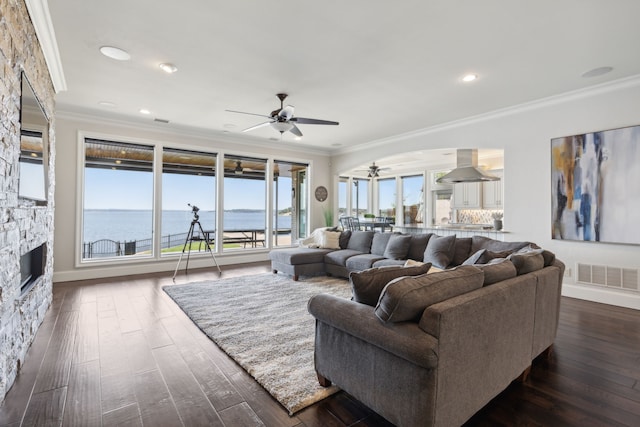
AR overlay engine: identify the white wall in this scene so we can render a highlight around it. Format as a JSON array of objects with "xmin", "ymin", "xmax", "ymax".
[
  {"xmin": 53, "ymin": 112, "xmax": 331, "ymax": 282},
  {"xmin": 332, "ymin": 76, "xmax": 640, "ymax": 310}
]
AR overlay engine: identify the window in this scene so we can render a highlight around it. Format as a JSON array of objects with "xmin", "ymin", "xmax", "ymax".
[
  {"xmin": 82, "ymin": 139, "xmax": 154, "ymax": 260},
  {"xmin": 338, "ymin": 177, "xmax": 348, "ymax": 218},
  {"xmin": 402, "ymin": 175, "xmax": 423, "ymax": 225},
  {"xmin": 222, "ymin": 155, "xmax": 267, "ymax": 251},
  {"xmin": 161, "ymin": 148, "xmax": 216, "ymax": 256},
  {"xmin": 377, "ymin": 178, "xmax": 396, "ymax": 218},
  {"xmin": 273, "ymin": 160, "xmax": 309, "ymax": 246},
  {"xmin": 352, "ymin": 178, "xmax": 369, "ymax": 217}
]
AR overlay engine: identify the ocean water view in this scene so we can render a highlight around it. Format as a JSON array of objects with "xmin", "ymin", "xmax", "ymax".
[{"xmin": 83, "ymin": 209, "xmax": 291, "ymax": 243}]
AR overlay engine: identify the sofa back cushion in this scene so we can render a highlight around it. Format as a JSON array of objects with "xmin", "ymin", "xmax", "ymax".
[
  {"xmin": 350, "ymin": 263, "xmax": 432, "ymax": 306},
  {"xmin": 383, "ymin": 234, "xmax": 413, "ymax": 260},
  {"xmin": 375, "ymin": 265, "xmax": 484, "ymax": 322},
  {"xmin": 406, "ymin": 234, "xmax": 432, "ymax": 261},
  {"xmin": 371, "ymin": 232, "xmax": 393, "ymax": 256},
  {"xmin": 423, "ymin": 234, "xmax": 457, "ymax": 269},
  {"xmin": 347, "ymin": 231, "xmax": 374, "ymax": 253}
]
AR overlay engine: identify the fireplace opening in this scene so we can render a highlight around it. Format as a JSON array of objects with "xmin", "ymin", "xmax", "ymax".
[{"xmin": 20, "ymin": 243, "xmax": 46, "ymax": 296}]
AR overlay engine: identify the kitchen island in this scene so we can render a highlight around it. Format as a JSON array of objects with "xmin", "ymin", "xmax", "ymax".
[{"xmin": 394, "ymin": 224, "xmax": 508, "ymax": 240}]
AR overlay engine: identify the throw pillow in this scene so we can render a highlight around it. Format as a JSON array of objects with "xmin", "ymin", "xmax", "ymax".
[
  {"xmin": 423, "ymin": 234, "xmax": 456, "ymax": 269},
  {"xmin": 404, "ymin": 259, "xmax": 425, "ymax": 267},
  {"xmin": 339, "ymin": 230, "xmax": 352, "ymax": 249},
  {"xmin": 463, "ymin": 249, "xmax": 512, "ymax": 265},
  {"xmin": 318, "ymin": 230, "xmax": 341, "ymax": 249},
  {"xmin": 350, "ymin": 263, "xmax": 432, "ymax": 307},
  {"xmin": 375, "ymin": 265, "xmax": 484, "ymax": 323},
  {"xmin": 383, "ymin": 234, "xmax": 412, "ymax": 260},
  {"xmin": 515, "ymin": 245, "xmax": 556, "ymax": 267},
  {"xmin": 508, "ymin": 251, "xmax": 545, "ymax": 275},
  {"xmin": 371, "ymin": 232, "xmax": 393, "ymax": 256},
  {"xmin": 470, "ymin": 235, "xmax": 531, "ymax": 255},
  {"xmin": 406, "ymin": 234, "xmax": 432, "ymax": 261},
  {"xmin": 476, "ymin": 258, "xmax": 517, "ymax": 285},
  {"xmin": 451, "ymin": 237, "xmax": 472, "ymax": 266}
]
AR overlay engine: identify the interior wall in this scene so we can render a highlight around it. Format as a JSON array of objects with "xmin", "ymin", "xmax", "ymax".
[
  {"xmin": 332, "ymin": 76, "xmax": 640, "ymax": 310},
  {"xmin": 0, "ymin": 0, "xmax": 56, "ymax": 402},
  {"xmin": 53, "ymin": 113, "xmax": 331, "ymax": 282}
]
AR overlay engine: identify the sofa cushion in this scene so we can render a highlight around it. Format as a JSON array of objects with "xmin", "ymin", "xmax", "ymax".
[
  {"xmin": 375, "ymin": 265, "xmax": 484, "ymax": 323},
  {"xmin": 470, "ymin": 235, "xmax": 530, "ymax": 255},
  {"xmin": 383, "ymin": 234, "xmax": 412, "ymax": 260},
  {"xmin": 324, "ymin": 249, "xmax": 363, "ymax": 266},
  {"xmin": 406, "ymin": 234, "xmax": 432, "ymax": 262},
  {"xmin": 371, "ymin": 232, "xmax": 393, "ymax": 256},
  {"xmin": 451, "ymin": 237, "xmax": 472, "ymax": 266},
  {"xmin": 269, "ymin": 247, "xmax": 335, "ymax": 265},
  {"xmin": 347, "ymin": 231, "xmax": 375, "ymax": 253},
  {"xmin": 476, "ymin": 258, "xmax": 518, "ymax": 285},
  {"xmin": 346, "ymin": 254, "xmax": 387, "ymax": 272},
  {"xmin": 423, "ymin": 234, "xmax": 457, "ymax": 269},
  {"xmin": 350, "ymin": 263, "xmax": 432, "ymax": 306},
  {"xmin": 508, "ymin": 251, "xmax": 545, "ymax": 275}
]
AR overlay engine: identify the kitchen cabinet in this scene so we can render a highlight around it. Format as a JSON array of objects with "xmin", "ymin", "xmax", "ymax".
[
  {"xmin": 452, "ymin": 182, "xmax": 482, "ymax": 209},
  {"xmin": 482, "ymin": 170, "xmax": 503, "ymax": 209}
]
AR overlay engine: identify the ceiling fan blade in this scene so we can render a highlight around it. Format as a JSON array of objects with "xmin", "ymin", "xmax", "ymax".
[
  {"xmin": 279, "ymin": 105, "xmax": 295, "ymax": 121},
  {"xmin": 226, "ymin": 109, "xmax": 273, "ymax": 119},
  {"xmin": 291, "ymin": 117, "xmax": 339, "ymax": 126},
  {"xmin": 289, "ymin": 124, "xmax": 303, "ymax": 137},
  {"xmin": 241, "ymin": 121, "xmax": 273, "ymax": 132}
]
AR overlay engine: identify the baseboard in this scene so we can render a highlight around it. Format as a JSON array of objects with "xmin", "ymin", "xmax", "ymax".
[{"xmin": 562, "ymin": 282, "xmax": 640, "ymax": 311}]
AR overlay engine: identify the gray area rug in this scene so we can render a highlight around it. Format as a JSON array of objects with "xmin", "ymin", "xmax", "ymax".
[{"xmin": 163, "ymin": 273, "xmax": 352, "ymax": 415}]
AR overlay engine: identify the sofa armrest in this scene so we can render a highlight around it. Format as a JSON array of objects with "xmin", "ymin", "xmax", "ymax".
[{"xmin": 308, "ymin": 293, "xmax": 438, "ymax": 369}]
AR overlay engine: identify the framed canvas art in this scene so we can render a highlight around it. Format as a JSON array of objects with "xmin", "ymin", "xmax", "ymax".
[{"xmin": 551, "ymin": 124, "xmax": 640, "ymax": 245}]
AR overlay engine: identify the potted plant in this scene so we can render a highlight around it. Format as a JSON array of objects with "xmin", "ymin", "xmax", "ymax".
[{"xmin": 491, "ymin": 211, "xmax": 504, "ymax": 231}]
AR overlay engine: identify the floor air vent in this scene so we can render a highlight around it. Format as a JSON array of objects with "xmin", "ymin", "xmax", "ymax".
[{"xmin": 576, "ymin": 263, "xmax": 639, "ymax": 292}]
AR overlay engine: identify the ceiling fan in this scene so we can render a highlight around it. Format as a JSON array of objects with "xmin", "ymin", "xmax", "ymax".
[
  {"xmin": 226, "ymin": 93, "xmax": 339, "ymax": 137},
  {"xmin": 357, "ymin": 162, "xmax": 390, "ymax": 178}
]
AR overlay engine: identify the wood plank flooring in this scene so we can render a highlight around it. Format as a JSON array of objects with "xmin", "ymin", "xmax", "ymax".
[{"xmin": 1, "ymin": 262, "xmax": 639, "ymax": 426}]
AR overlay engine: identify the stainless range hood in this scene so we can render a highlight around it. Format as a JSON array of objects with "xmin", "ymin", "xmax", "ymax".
[{"xmin": 436, "ymin": 149, "xmax": 499, "ymax": 183}]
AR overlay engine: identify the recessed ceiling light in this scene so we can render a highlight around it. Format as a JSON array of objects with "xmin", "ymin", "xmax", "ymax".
[
  {"xmin": 139, "ymin": 108, "xmax": 151, "ymax": 115},
  {"xmin": 294, "ymin": 136, "xmax": 302, "ymax": 141},
  {"xmin": 98, "ymin": 101, "xmax": 116, "ymax": 107},
  {"xmin": 462, "ymin": 74, "xmax": 478, "ymax": 82},
  {"xmin": 99, "ymin": 46, "xmax": 131, "ymax": 61},
  {"xmin": 581, "ymin": 66, "xmax": 613, "ymax": 78},
  {"xmin": 159, "ymin": 63, "xmax": 178, "ymax": 74}
]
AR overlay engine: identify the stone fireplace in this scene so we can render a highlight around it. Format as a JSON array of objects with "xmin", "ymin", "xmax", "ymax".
[{"xmin": 0, "ymin": 0, "xmax": 56, "ymax": 402}]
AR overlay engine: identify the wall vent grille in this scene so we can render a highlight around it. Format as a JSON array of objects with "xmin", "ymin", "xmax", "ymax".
[{"xmin": 576, "ymin": 263, "xmax": 639, "ymax": 292}]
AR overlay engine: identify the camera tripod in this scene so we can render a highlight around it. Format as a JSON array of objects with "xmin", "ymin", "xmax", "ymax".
[{"xmin": 172, "ymin": 214, "xmax": 222, "ymax": 280}]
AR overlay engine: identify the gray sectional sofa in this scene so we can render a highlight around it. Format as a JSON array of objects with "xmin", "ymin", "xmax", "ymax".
[
  {"xmin": 308, "ymin": 249, "xmax": 564, "ymax": 427},
  {"xmin": 271, "ymin": 230, "xmax": 564, "ymax": 426}
]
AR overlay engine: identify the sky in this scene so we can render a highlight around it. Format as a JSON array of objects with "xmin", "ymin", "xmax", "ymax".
[{"xmin": 84, "ymin": 168, "xmax": 292, "ymax": 211}]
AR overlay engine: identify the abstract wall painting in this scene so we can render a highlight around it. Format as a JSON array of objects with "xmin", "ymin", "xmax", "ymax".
[{"xmin": 551, "ymin": 124, "xmax": 640, "ymax": 245}]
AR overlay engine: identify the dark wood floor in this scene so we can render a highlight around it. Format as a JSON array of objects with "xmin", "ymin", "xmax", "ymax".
[{"xmin": 1, "ymin": 262, "xmax": 639, "ymax": 427}]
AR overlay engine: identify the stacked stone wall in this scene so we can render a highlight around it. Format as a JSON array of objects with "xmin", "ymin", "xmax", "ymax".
[{"xmin": 0, "ymin": 0, "xmax": 56, "ymax": 402}]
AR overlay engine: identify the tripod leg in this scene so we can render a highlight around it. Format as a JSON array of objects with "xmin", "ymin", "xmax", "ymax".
[
  {"xmin": 173, "ymin": 223, "xmax": 195, "ymax": 280},
  {"xmin": 196, "ymin": 221, "xmax": 222, "ymax": 276}
]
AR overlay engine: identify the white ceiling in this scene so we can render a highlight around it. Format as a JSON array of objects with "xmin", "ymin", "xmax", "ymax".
[{"xmin": 48, "ymin": 0, "xmax": 640, "ymax": 169}]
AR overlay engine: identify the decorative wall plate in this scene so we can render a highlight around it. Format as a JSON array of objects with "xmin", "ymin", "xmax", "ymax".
[{"xmin": 314, "ymin": 185, "xmax": 328, "ymax": 202}]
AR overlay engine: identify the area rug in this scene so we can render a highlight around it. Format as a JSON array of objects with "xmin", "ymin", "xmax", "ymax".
[{"xmin": 162, "ymin": 273, "xmax": 352, "ymax": 415}]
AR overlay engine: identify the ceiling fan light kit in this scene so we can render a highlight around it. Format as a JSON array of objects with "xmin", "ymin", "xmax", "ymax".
[{"xmin": 226, "ymin": 93, "xmax": 338, "ymax": 138}]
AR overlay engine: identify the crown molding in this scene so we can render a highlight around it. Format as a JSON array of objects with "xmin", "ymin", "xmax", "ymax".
[
  {"xmin": 25, "ymin": 0, "xmax": 67, "ymax": 93},
  {"xmin": 333, "ymin": 73, "xmax": 640, "ymax": 156}
]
